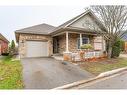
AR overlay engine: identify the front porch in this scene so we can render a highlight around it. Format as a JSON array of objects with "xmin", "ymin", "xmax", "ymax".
[
  {"xmin": 53, "ymin": 50, "xmax": 103, "ymax": 61},
  {"xmin": 52, "ymin": 31, "xmax": 106, "ymax": 61}
]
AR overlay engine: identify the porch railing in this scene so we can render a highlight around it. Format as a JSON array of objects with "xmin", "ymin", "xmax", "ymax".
[{"xmin": 71, "ymin": 50, "xmax": 103, "ymax": 61}]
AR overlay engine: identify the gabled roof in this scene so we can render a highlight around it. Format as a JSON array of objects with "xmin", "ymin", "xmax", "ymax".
[
  {"xmin": 0, "ymin": 33, "xmax": 9, "ymax": 43},
  {"xmin": 15, "ymin": 23, "xmax": 56, "ymax": 35},
  {"xmin": 52, "ymin": 9, "xmax": 107, "ymax": 34},
  {"xmin": 121, "ymin": 33, "xmax": 127, "ymax": 41},
  {"xmin": 15, "ymin": 9, "xmax": 107, "ymax": 42},
  {"xmin": 15, "ymin": 9, "xmax": 106, "ymax": 35}
]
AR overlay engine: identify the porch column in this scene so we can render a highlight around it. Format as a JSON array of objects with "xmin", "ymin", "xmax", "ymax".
[
  {"xmin": 63, "ymin": 32, "xmax": 72, "ymax": 61},
  {"xmin": 65, "ymin": 32, "xmax": 69, "ymax": 52},
  {"xmin": 80, "ymin": 33, "xmax": 82, "ymax": 46}
]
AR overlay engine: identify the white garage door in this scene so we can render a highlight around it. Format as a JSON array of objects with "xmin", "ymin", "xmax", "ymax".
[{"xmin": 26, "ymin": 41, "xmax": 48, "ymax": 57}]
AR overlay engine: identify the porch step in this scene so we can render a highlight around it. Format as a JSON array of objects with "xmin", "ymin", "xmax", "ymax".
[
  {"xmin": 52, "ymin": 55, "xmax": 63, "ymax": 61},
  {"xmin": 53, "ymin": 53, "xmax": 63, "ymax": 56}
]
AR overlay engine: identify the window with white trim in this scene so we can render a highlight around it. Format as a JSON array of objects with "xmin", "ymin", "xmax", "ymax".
[{"xmin": 77, "ymin": 37, "xmax": 89, "ymax": 49}]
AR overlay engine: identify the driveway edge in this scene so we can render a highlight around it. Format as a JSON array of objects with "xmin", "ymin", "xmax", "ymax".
[{"xmin": 52, "ymin": 66, "xmax": 127, "ymax": 89}]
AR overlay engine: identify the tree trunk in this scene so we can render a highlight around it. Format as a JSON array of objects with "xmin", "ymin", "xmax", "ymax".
[
  {"xmin": 107, "ymin": 46, "xmax": 112, "ymax": 58},
  {"xmin": 107, "ymin": 41, "xmax": 113, "ymax": 58}
]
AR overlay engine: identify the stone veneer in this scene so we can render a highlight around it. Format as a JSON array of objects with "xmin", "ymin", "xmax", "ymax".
[{"xmin": 18, "ymin": 34, "xmax": 52, "ymax": 58}]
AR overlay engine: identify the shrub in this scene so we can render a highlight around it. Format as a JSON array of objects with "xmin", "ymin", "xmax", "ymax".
[
  {"xmin": 2, "ymin": 53, "xmax": 9, "ymax": 56},
  {"xmin": 80, "ymin": 44, "xmax": 93, "ymax": 49},
  {"xmin": 111, "ymin": 46, "xmax": 121, "ymax": 58},
  {"xmin": 9, "ymin": 40, "xmax": 16, "ymax": 56},
  {"xmin": 111, "ymin": 39, "xmax": 123, "ymax": 58}
]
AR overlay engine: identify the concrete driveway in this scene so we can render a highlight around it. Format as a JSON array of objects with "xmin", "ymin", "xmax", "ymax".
[{"xmin": 21, "ymin": 57, "xmax": 94, "ymax": 89}]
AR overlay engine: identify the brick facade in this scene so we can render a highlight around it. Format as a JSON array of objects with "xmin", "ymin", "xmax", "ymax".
[
  {"xmin": 18, "ymin": 34, "xmax": 52, "ymax": 58},
  {"xmin": 18, "ymin": 32, "xmax": 104, "ymax": 58},
  {"xmin": 0, "ymin": 40, "xmax": 8, "ymax": 55}
]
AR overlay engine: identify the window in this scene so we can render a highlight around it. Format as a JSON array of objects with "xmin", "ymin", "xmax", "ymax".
[
  {"xmin": 82, "ymin": 37, "xmax": 89, "ymax": 44},
  {"xmin": 77, "ymin": 37, "xmax": 89, "ymax": 49}
]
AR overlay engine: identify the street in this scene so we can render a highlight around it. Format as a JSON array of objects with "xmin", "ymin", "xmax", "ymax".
[{"xmin": 79, "ymin": 70, "xmax": 127, "ymax": 89}]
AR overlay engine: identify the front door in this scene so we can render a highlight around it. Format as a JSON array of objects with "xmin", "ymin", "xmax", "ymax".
[{"xmin": 53, "ymin": 37, "xmax": 59, "ymax": 53}]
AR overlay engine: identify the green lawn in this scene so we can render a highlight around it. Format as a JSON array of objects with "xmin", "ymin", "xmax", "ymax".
[
  {"xmin": 78, "ymin": 57, "xmax": 127, "ymax": 75},
  {"xmin": 0, "ymin": 56, "xmax": 24, "ymax": 89}
]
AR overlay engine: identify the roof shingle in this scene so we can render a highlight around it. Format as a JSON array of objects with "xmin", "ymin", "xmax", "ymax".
[
  {"xmin": 0, "ymin": 33, "xmax": 9, "ymax": 43},
  {"xmin": 15, "ymin": 23, "xmax": 56, "ymax": 35}
]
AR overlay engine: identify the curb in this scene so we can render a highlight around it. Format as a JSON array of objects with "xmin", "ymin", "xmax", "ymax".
[
  {"xmin": 52, "ymin": 66, "xmax": 127, "ymax": 89},
  {"xmin": 97, "ymin": 66, "xmax": 127, "ymax": 77}
]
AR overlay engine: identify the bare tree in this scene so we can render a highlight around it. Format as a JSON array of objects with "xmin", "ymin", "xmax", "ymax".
[{"xmin": 90, "ymin": 5, "xmax": 127, "ymax": 58}]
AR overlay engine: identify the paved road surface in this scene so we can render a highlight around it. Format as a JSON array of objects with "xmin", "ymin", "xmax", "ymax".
[
  {"xmin": 80, "ymin": 70, "xmax": 127, "ymax": 89},
  {"xmin": 21, "ymin": 58, "xmax": 94, "ymax": 89}
]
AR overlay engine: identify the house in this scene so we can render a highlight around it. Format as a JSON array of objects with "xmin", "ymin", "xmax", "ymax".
[
  {"xmin": 121, "ymin": 33, "xmax": 127, "ymax": 52},
  {"xmin": 0, "ymin": 33, "xmax": 9, "ymax": 55},
  {"xmin": 15, "ymin": 10, "xmax": 106, "ymax": 59}
]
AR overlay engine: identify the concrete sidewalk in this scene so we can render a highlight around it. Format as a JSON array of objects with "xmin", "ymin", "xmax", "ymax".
[
  {"xmin": 53, "ymin": 66, "xmax": 127, "ymax": 89},
  {"xmin": 81, "ymin": 70, "xmax": 127, "ymax": 89}
]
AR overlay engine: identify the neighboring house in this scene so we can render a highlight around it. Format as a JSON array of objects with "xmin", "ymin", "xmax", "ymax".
[
  {"xmin": 0, "ymin": 33, "xmax": 9, "ymax": 55},
  {"xmin": 15, "ymin": 10, "xmax": 106, "ymax": 58},
  {"xmin": 121, "ymin": 34, "xmax": 127, "ymax": 52}
]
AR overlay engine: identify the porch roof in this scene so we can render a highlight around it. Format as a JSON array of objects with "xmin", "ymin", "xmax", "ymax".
[{"xmin": 51, "ymin": 26, "xmax": 103, "ymax": 36}]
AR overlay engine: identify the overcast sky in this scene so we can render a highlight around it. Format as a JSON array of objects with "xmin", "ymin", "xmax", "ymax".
[{"xmin": 0, "ymin": 6, "xmax": 89, "ymax": 42}]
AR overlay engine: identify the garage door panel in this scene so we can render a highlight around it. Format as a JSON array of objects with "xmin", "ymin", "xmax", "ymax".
[{"xmin": 26, "ymin": 41, "xmax": 48, "ymax": 57}]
